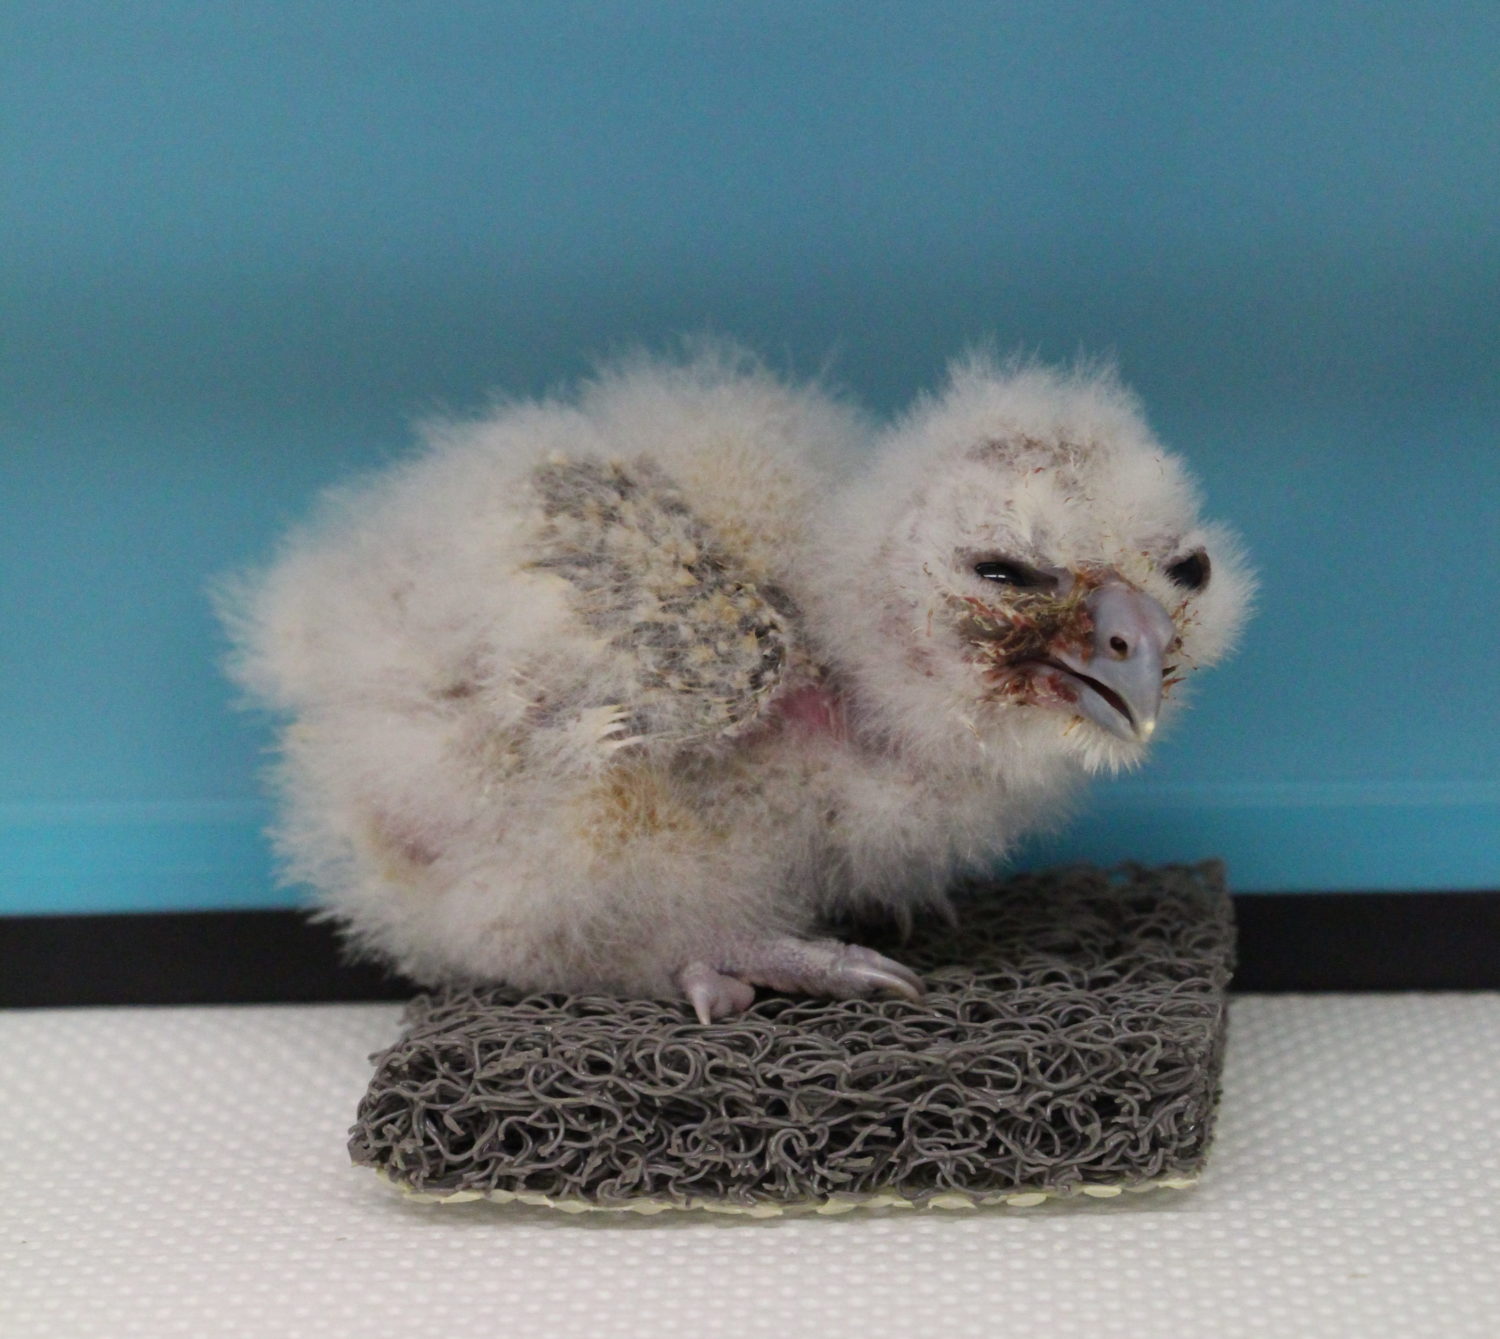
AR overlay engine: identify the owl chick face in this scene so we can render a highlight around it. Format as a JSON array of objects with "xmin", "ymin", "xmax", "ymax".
[{"xmin": 860, "ymin": 367, "xmax": 1253, "ymax": 769}]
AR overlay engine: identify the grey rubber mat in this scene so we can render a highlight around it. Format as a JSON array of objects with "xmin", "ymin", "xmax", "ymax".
[{"xmin": 349, "ymin": 862, "xmax": 1233, "ymax": 1213}]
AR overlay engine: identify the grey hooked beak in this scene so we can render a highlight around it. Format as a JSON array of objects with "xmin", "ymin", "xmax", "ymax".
[{"xmin": 1053, "ymin": 582, "xmax": 1176, "ymax": 743}]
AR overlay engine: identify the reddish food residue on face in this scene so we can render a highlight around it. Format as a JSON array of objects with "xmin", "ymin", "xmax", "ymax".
[
  {"xmin": 952, "ymin": 573, "xmax": 1098, "ymax": 678},
  {"xmin": 947, "ymin": 565, "xmax": 1179, "ymax": 712}
]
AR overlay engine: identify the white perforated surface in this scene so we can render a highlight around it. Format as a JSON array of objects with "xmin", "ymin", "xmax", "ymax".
[{"xmin": 3, "ymin": 996, "xmax": 1497, "ymax": 1339}]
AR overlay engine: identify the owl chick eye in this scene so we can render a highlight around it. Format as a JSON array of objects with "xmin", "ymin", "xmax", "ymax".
[
  {"xmin": 973, "ymin": 558, "xmax": 1052, "ymax": 589},
  {"xmin": 1166, "ymin": 549, "xmax": 1211, "ymax": 591}
]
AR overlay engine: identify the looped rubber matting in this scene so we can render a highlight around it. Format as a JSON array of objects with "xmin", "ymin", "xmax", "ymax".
[{"xmin": 350, "ymin": 861, "xmax": 1234, "ymax": 1214}]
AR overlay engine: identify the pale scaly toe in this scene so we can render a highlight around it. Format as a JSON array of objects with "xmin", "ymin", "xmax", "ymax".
[{"xmin": 678, "ymin": 961, "xmax": 757, "ymax": 1024}]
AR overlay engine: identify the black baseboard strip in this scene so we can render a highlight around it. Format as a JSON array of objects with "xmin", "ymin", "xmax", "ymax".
[
  {"xmin": 1, "ymin": 910, "xmax": 416, "ymax": 1009},
  {"xmin": 1232, "ymin": 891, "xmax": 1499, "ymax": 991},
  {"xmin": 2, "ymin": 892, "xmax": 1497, "ymax": 1008}
]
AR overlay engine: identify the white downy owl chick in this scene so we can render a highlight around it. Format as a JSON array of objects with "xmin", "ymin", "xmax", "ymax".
[{"xmin": 223, "ymin": 345, "xmax": 1252, "ymax": 1022}]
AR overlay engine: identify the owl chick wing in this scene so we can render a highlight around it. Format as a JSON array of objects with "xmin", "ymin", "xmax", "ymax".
[{"xmin": 515, "ymin": 452, "xmax": 796, "ymax": 762}]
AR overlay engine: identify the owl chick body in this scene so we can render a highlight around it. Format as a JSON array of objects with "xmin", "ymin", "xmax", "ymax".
[{"xmin": 225, "ymin": 346, "xmax": 1251, "ymax": 1018}]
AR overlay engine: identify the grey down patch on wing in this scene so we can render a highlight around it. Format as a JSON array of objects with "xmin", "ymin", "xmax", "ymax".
[{"xmin": 525, "ymin": 454, "xmax": 793, "ymax": 745}]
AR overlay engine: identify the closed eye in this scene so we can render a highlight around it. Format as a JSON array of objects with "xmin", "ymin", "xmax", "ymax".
[{"xmin": 972, "ymin": 558, "xmax": 1054, "ymax": 590}]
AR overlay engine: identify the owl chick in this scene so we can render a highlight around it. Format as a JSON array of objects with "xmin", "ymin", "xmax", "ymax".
[{"xmin": 223, "ymin": 344, "xmax": 1252, "ymax": 1022}]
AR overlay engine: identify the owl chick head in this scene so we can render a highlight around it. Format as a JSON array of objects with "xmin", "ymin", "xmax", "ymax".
[{"xmin": 822, "ymin": 355, "xmax": 1254, "ymax": 772}]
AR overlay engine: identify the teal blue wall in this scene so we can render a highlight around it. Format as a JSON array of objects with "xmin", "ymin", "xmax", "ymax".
[{"xmin": 5, "ymin": 2, "xmax": 1497, "ymax": 911}]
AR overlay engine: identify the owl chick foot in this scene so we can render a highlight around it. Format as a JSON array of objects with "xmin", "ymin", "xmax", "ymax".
[{"xmin": 678, "ymin": 937, "xmax": 924, "ymax": 1024}]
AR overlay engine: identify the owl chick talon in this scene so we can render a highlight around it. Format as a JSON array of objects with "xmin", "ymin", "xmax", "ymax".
[
  {"xmin": 728, "ymin": 937, "xmax": 925, "ymax": 1004},
  {"xmin": 832, "ymin": 945, "xmax": 926, "ymax": 1001},
  {"xmin": 679, "ymin": 961, "xmax": 757, "ymax": 1024}
]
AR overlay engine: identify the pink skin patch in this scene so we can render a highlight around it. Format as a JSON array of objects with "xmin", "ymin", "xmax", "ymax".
[{"xmin": 766, "ymin": 682, "xmax": 847, "ymax": 740}]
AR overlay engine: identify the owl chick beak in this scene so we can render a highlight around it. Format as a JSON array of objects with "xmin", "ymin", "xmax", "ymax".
[{"xmin": 1050, "ymin": 581, "xmax": 1177, "ymax": 743}]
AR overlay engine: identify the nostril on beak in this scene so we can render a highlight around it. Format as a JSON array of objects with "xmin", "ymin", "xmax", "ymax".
[{"xmin": 1108, "ymin": 635, "xmax": 1130, "ymax": 658}]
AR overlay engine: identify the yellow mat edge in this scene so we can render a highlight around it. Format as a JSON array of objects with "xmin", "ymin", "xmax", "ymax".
[{"xmin": 371, "ymin": 1168, "xmax": 1201, "ymax": 1217}]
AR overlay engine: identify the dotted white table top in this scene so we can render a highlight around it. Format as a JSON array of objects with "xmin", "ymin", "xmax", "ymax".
[{"xmin": 3, "ymin": 994, "xmax": 1497, "ymax": 1339}]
